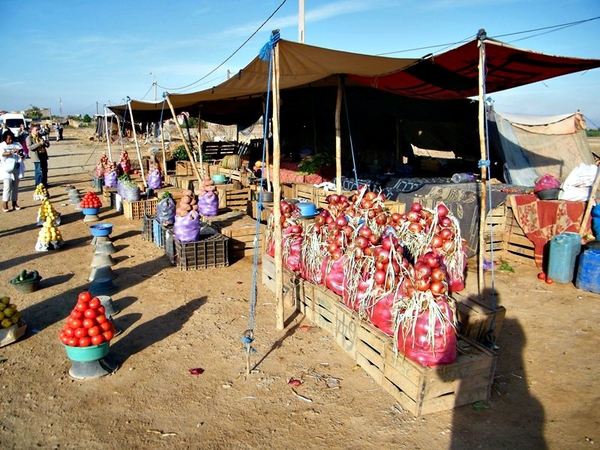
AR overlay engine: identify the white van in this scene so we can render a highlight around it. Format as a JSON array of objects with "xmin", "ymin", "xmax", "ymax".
[{"xmin": 0, "ymin": 113, "xmax": 27, "ymax": 135}]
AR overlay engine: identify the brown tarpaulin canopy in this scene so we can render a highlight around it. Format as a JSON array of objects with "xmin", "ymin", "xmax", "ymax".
[{"xmin": 108, "ymin": 37, "xmax": 600, "ymax": 124}]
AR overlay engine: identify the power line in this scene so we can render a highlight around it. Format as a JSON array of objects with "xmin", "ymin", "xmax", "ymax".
[
  {"xmin": 157, "ymin": 0, "xmax": 287, "ymax": 92},
  {"xmin": 377, "ymin": 16, "xmax": 600, "ymax": 57}
]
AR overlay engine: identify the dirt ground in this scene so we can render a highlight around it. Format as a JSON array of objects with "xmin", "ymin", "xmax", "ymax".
[{"xmin": 0, "ymin": 128, "xmax": 598, "ymax": 449}]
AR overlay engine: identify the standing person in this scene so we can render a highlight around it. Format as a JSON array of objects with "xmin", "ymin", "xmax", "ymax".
[
  {"xmin": 53, "ymin": 123, "xmax": 60, "ymax": 141},
  {"xmin": 0, "ymin": 131, "xmax": 25, "ymax": 212},
  {"xmin": 58, "ymin": 122, "xmax": 64, "ymax": 141},
  {"xmin": 26, "ymin": 124, "xmax": 50, "ymax": 189},
  {"xmin": 16, "ymin": 123, "xmax": 29, "ymax": 158}
]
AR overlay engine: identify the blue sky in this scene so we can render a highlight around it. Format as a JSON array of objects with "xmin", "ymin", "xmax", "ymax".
[{"xmin": 2, "ymin": 1, "xmax": 599, "ymax": 127}]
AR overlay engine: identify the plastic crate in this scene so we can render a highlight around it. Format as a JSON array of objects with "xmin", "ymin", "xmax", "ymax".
[
  {"xmin": 122, "ymin": 198, "xmax": 158, "ymax": 220},
  {"xmin": 174, "ymin": 233, "xmax": 229, "ymax": 270},
  {"xmin": 153, "ymin": 220, "xmax": 173, "ymax": 250},
  {"xmin": 142, "ymin": 215, "xmax": 155, "ymax": 241}
]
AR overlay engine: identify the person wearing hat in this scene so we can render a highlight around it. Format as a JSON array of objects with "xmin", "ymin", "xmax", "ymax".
[{"xmin": 253, "ymin": 161, "xmax": 263, "ymax": 179}]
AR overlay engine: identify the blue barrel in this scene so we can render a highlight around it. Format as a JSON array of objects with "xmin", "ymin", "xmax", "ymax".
[
  {"xmin": 575, "ymin": 249, "xmax": 600, "ymax": 293},
  {"xmin": 547, "ymin": 232, "xmax": 581, "ymax": 283}
]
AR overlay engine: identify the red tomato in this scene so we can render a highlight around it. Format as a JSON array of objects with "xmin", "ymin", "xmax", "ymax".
[
  {"xmin": 58, "ymin": 331, "xmax": 65, "ymax": 339},
  {"xmin": 82, "ymin": 318, "xmax": 95, "ymax": 329},
  {"xmin": 70, "ymin": 319, "xmax": 83, "ymax": 329},
  {"xmin": 65, "ymin": 328, "xmax": 75, "ymax": 338},
  {"xmin": 78, "ymin": 291, "xmax": 93, "ymax": 303},
  {"xmin": 74, "ymin": 327, "xmax": 88, "ymax": 339},
  {"xmin": 545, "ymin": 278, "xmax": 554, "ymax": 285},
  {"xmin": 67, "ymin": 337, "xmax": 79, "ymax": 347},
  {"xmin": 60, "ymin": 335, "xmax": 70, "ymax": 345},
  {"xmin": 537, "ymin": 272, "xmax": 547, "ymax": 280},
  {"xmin": 88, "ymin": 326, "xmax": 101, "ymax": 337},
  {"xmin": 88, "ymin": 298, "xmax": 101, "ymax": 310},
  {"xmin": 84, "ymin": 309, "xmax": 97, "ymax": 319},
  {"xmin": 91, "ymin": 334, "xmax": 105, "ymax": 346},
  {"xmin": 79, "ymin": 337, "xmax": 92, "ymax": 347},
  {"xmin": 75, "ymin": 302, "xmax": 87, "ymax": 312},
  {"xmin": 95, "ymin": 315, "xmax": 107, "ymax": 324},
  {"xmin": 100, "ymin": 321, "xmax": 112, "ymax": 332},
  {"xmin": 70, "ymin": 310, "xmax": 84, "ymax": 320},
  {"xmin": 102, "ymin": 330, "xmax": 114, "ymax": 342},
  {"xmin": 97, "ymin": 306, "xmax": 106, "ymax": 314}
]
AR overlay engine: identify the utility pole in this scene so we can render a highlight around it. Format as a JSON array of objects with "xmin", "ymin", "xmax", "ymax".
[
  {"xmin": 299, "ymin": 0, "xmax": 305, "ymax": 43},
  {"xmin": 59, "ymin": 97, "xmax": 62, "ymax": 116}
]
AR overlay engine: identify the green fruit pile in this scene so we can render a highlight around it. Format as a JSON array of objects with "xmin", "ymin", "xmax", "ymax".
[{"xmin": 0, "ymin": 297, "xmax": 22, "ymax": 328}]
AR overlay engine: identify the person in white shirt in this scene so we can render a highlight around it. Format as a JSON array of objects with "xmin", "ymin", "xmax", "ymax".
[{"xmin": 0, "ymin": 131, "xmax": 25, "ymax": 212}]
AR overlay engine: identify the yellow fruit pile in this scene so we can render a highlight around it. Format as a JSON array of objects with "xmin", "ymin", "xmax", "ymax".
[
  {"xmin": 38, "ymin": 198, "xmax": 58, "ymax": 222},
  {"xmin": 34, "ymin": 183, "xmax": 48, "ymax": 199},
  {"xmin": 38, "ymin": 217, "xmax": 63, "ymax": 243},
  {"xmin": 0, "ymin": 297, "xmax": 21, "ymax": 329}
]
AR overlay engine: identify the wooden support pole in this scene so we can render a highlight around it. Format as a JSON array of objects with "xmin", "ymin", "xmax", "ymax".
[
  {"xmin": 272, "ymin": 40, "xmax": 284, "ymax": 331},
  {"xmin": 103, "ymin": 107, "xmax": 112, "ymax": 162},
  {"xmin": 477, "ymin": 33, "xmax": 487, "ymax": 295},
  {"xmin": 165, "ymin": 94, "xmax": 203, "ymax": 187},
  {"xmin": 197, "ymin": 110, "xmax": 205, "ymax": 179},
  {"xmin": 335, "ymin": 79, "xmax": 342, "ymax": 194},
  {"xmin": 127, "ymin": 99, "xmax": 147, "ymax": 188}
]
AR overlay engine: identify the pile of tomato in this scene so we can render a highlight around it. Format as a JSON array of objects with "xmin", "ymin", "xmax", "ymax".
[
  {"xmin": 58, "ymin": 291, "xmax": 115, "ymax": 347},
  {"xmin": 80, "ymin": 192, "xmax": 102, "ymax": 209}
]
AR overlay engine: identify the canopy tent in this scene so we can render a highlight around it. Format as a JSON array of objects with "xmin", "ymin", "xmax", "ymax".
[
  {"xmin": 107, "ymin": 37, "xmax": 600, "ymax": 178},
  {"xmin": 107, "ymin": 35, "xmax": 600, "ymax": 329}
]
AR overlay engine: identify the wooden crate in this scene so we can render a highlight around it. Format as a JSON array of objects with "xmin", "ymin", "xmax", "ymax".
[
  {"xmin": 175, "ymin": 161, "xmax": 193, "ymax": 176},
  {"xmin": 174, "ymin": 233, "xmax": 229, "ymax": 270},
  {"xmin": 209, "ymin": 211, "xmax": 264, "ymax": 259},
  {"xmin": 223, "ymin": 188, "xmax": 251, "ymax": 210},
  {"xmin": 122, "ymin": 198, "xmax": 158, "ymax": 220},
  {"xmin": 178, "ymin": 176, "xmax": 196, "ymax": 189},
  {"xmin": 501, "ymin": 206, "xmax": 535, "ymax": 265},
  {"xmin": 249, "ymin": 200, "xmax": 273, "ymax": 222},
  {"xmin": 217, "ymin": 167, "xmax": 244, "ymax": 183},
  {"xmin": 294, "ymin": 183, "xmax": 315, "ymax": 202},
  {"xmin": 262, "ymin": 257, "xmax": 496, "ymax": 417},
  {"xmin": 452, "ymin": 293, "xmax": 506, "ymax": 344},
  {"xmin": 314, "ymin": 188, "xmax": 354, "ymax": 209},
  {"xmin": 483, "ymin": 202, "xmax": 508, "ymax": 258},
  {"xmin": 384, "ymin": 200, "xmax": 406, "ymax": 215},
  {"xmin": 102, "ymin": 186, "xmax": 116, "ymax": 201},
  {"xmin": 282, "ymin": 183, "xmax": 295, "ymax": 200}
]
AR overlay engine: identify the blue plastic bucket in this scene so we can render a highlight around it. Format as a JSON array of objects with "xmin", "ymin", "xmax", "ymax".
[
  {"xmin": 575, "ymin": 249, "xmax": 600, "ymax": 293},
  {"xmin": 547, "ymin": 232, "xmax": 581, "ymax": 283}
]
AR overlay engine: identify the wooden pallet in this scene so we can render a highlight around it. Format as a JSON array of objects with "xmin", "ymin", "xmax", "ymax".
[{"xmin": 261, "ymin": 255, "xmax": 496, "ymax": 416}]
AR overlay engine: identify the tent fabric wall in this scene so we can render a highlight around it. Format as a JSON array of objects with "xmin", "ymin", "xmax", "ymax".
[{"xmin": 489, "ymin": 109, "xmax": 595, "ymax": 186}]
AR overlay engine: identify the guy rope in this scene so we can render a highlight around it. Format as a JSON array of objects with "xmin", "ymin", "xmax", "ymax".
[{"xmin": 242, "ymin": 31, "xmax": 279, "ymax": 376}]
